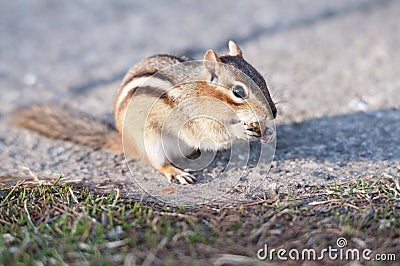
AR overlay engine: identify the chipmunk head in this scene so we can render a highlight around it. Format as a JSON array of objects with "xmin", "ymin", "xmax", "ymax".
[{"xmin": 201, "ymin": 40, "xmax": 277, "ymax": 143}]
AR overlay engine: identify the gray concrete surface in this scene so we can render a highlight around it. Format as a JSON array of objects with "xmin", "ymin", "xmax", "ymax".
[{"xmin": 1, "ymin": 0, "xmax": 399, "ymax": 201}]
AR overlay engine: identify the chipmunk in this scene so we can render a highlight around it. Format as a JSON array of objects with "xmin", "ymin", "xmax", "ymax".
[{"xmin": 13, "ymin": 41, "xmax": 277, "ymax": 185}]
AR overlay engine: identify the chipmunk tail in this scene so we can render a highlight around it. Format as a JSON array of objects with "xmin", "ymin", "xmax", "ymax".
[{"xmin": 11, "ymin": 104, "xmax": 122, "ymax": 152}]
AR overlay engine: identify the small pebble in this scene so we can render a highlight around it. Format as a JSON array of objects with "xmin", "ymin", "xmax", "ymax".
[{"xmin": 349, "ymin": 98, "xmax": 369, "ymax": 112}]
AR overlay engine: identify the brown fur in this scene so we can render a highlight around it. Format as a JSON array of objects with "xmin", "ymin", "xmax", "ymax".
[
  {"xmin": 197, "ymin": 81, "xmax": 241, "ymax": 107},
  {"xmin": 11, "ymin": 105, "xmax": 122, "ymax": 152},
  {"xmin": 113, "ymin": 54, "xmax": 183, "ymax": 132},
  {"xmin": 117, "ymin": 86, "xmax": 169, "ymax": 115}
]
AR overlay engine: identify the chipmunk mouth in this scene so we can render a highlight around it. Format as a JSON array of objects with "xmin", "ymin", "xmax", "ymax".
[{"xmin": 243, "ymin": 121, "xmax": 275, "ymax": 144}]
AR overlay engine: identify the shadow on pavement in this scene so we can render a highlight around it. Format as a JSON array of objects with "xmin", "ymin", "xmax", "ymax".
[{"xmin": 275, "ymin": 109, "xmax": 400, "ymax": 162}]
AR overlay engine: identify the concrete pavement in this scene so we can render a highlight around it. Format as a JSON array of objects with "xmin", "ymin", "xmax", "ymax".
[{"xmin": 1, "ymin": 0, "xmax": 399, "ymax": 201}]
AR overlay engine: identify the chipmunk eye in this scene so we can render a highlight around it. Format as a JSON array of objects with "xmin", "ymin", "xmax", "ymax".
[{"xmin": 232, "ymin": 84, "xmax": 247, "ymax": 99}]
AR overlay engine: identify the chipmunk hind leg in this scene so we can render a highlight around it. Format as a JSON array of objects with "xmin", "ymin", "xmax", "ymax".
[{"xmin": 144, "ymin": 136, "xmax": 196, "ymax": 185}]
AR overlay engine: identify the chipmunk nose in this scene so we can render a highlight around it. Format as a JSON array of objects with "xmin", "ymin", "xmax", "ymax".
[{"xmin": 259, "ymin": 118, "xmax": 275, "ymax": 144}]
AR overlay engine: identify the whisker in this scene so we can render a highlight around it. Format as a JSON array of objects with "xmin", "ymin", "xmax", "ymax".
[
  {"xmin": 272, "ymin": 87, "xmax": 283, "ymax": 99},
  {"xmin": 276, "ymin": 104, "xmax": 298, "ymax": 122},
  {"xmin": 275, "ymin": 100, "xmax": 290, "ymax": 105},
  {"xmin": 262, "ymin": 60, "xmax": 277, "ymax": 79}
]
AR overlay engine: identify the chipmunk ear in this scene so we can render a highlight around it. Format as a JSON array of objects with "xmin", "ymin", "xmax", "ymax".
[
  {"xmin": 203, "ymin": 49, "xmax": 221, "ymax": 81},
  {"xmin": 228, "ymin": 40, "xmax": 242, "ymax": 57}
]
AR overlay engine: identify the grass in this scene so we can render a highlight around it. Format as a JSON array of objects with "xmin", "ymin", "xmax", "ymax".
[{"xmin": 0, "ymin": 175, "xmax": 399, "ymax": 265}]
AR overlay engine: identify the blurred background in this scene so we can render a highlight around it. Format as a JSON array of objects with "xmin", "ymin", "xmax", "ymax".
[
  {"xmin": 0, "ymin": 0, "xmax": 399, "ymax": 183},
  {"xmin": 1, "ymin": 0, "xmax": 398, "ymax": 121}
]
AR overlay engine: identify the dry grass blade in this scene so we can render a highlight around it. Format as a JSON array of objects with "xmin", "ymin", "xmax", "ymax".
[{"xmin": 214, "ymin": 254, "xmax": 276, "ymax": 266}]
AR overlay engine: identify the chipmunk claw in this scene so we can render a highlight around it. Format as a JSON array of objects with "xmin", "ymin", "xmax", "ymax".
[
  {"xmin": 175, "ymin": 172, "xmax": 196, "ymax": 185},
  {"xmin": 161, "ymin": 164, "xmax": 196, "ymax": 185}
]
